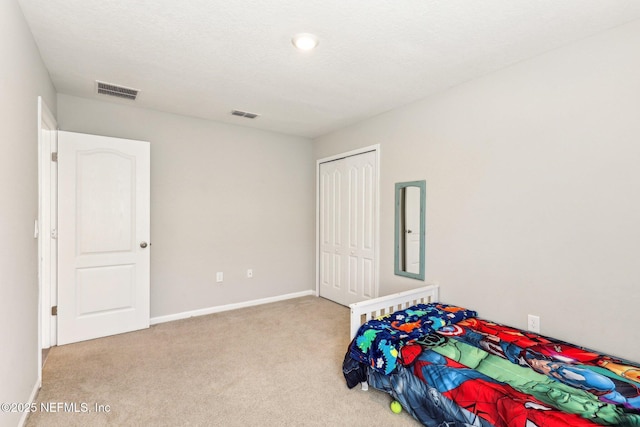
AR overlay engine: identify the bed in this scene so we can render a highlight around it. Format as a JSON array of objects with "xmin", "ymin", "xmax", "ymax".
[{"xmin": 343, "ymin": 285, "xmax": 640, "ymax": 426}]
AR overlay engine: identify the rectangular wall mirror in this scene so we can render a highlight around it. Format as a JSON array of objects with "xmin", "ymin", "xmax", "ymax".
[{"xmin": 394, "ymin": 180, "xmax": 426, "ymax": 280}]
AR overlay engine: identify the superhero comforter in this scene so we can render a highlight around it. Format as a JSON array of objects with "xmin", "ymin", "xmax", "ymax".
[{"xmin": 343, "ymin": 305, "xmax": 640, "ymax": 427}]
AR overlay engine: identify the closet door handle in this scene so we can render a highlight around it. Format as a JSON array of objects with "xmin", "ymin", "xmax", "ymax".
[{"xmin": 140, "ymin": 241, "xmax": 148, "ymax": 249}]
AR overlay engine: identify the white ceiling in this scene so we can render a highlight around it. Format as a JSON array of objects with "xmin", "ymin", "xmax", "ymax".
[{"xmin": 18, "ymin": 0, "xmax": 640, "ymax": 138}]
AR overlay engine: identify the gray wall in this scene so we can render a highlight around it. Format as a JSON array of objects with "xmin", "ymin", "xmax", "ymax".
[
  {"xmin": 1, "ymin": 1, "xmax": 57, "ymax": 426},
  {"xmin": 57, "ymin": 95, "xmax": 315, "ymax": 318},
  {"xmin": 314, "ymin": 20, "xmax": 640, "ymax": 361},
  {"xmin": 5, "ymin": 6, "xmax": 639, "ymax": 426}
]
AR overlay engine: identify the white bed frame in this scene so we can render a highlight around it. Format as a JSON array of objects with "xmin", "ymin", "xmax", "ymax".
[{"xmin": 349, "ymin": 284, "xmax": 440, "ymax": 340}]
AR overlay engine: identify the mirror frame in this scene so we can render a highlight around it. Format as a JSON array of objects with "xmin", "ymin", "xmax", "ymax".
[{"xmin": 394, "ymin": 180, "xmax": 426, "ymax": 280}]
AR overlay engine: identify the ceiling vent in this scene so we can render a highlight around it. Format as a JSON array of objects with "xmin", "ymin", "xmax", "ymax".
[
  {"xmin": 231, "ymin": 109, "xmax": 260, "ymax": 119},
  {"xmin": 95, "ymin": 81, "xmax": 139, "ymax": 101}
]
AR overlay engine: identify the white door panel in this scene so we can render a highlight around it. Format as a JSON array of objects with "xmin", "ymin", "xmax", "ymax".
[
  {"xmin": 57, "ymin": 131, "xmax": 150, "ymax": 345},
  {"xmin": 319, "ymin": 150, "xmax": 377, "ymax": 306}
]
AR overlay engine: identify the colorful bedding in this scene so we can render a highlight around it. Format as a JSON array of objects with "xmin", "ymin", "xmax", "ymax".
[
  {"xmin": 439, "ymin": 318, "xmax": 640, "ymax": 412},
  {"xmin": 343, "ymin": 307, "xmax": 640, "ymax": 427},
  {"xmin": 349, "ymin": 303, "xmax": 478, "ymax": 375}
]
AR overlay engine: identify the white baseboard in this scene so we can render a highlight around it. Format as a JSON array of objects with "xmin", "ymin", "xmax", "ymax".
[
  {"xmin": 150, "ymin": 290, "xmax": 316, "ymax": 325},
  {"xmin": 18, "ymin": 379, "xmax": 41, "ymax": 427}
]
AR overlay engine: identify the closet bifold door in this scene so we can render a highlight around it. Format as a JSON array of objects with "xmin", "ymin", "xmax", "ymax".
[{"xmin": 319, "ymin": 150, "xmax": 376, "ymax": 306}]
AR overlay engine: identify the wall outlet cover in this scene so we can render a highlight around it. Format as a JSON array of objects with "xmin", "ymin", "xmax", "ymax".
[{"xmin": 527, "ymin": 314, "xmax": 540, "ymax": 333}]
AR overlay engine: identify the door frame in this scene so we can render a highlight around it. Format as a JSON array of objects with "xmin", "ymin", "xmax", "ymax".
[
  {"xmin": 315, "ymin": 144, "xmax": 380, "ymax": 301},
  {"xmin": 37, "ymin": 96, "xmax": 57, "ymax": 381}
]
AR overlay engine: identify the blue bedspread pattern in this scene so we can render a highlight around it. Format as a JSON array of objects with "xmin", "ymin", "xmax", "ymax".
[{"xmin": 349, "ymin": 302, "xmax": 477, "ymax": 375}]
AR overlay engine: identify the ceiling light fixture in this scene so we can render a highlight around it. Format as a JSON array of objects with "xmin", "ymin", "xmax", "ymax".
[{"xmin": 292, "ymin": 33, "xmax": 319, "ymax": 51}]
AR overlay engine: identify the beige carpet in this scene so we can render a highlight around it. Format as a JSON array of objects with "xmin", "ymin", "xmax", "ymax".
[{"xmin": 27, "ymin": 296, "xmax": 419, "ymax": 426}]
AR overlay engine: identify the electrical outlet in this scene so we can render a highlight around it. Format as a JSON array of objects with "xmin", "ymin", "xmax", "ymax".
[
  {"xmin": 216, "ymin": 272, "xmax": 223, "ymax": 283},
  {"xmin": 247, "ymin": 269, "xmax": 253, "ymax": 278},
  {"xmin": 528, "ymin": 314, "xmax": 540, "ymax": 333}
]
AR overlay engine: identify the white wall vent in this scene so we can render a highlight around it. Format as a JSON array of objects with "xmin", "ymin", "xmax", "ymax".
[
  {"xmin": 95, "ymin": 81, "xmax": 139, "ymax": 101},
  {"xmin": 231, "ymin": 109, "xmax": 260, "ymax": 119}
]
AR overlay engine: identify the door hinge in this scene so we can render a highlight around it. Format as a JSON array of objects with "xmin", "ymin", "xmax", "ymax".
[
  {"xmin": 51, "ymin": 306, "xmax": 57, "ymax": 316},
  {"xmin": 51, "ymin": 152, "xmax": 58, "ymax": 162}
]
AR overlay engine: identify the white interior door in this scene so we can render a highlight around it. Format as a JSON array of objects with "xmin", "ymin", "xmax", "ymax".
[
  {"xmin": 57, "ymin": 131, "xmax": 150, "ymax": 345},
  {"xmin": 319, "ymin": 150, "xmax": 377, "ymax": 306}
]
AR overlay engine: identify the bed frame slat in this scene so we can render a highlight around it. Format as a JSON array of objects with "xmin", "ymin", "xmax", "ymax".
[{"xmin": 349, "ymin": 284, "xmax": 440, "ymax": 339}]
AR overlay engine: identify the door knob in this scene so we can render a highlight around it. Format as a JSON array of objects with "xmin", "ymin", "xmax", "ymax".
[{"xmin": 140, "ymin": 242, "xmax": 148, "ymax": 248}]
